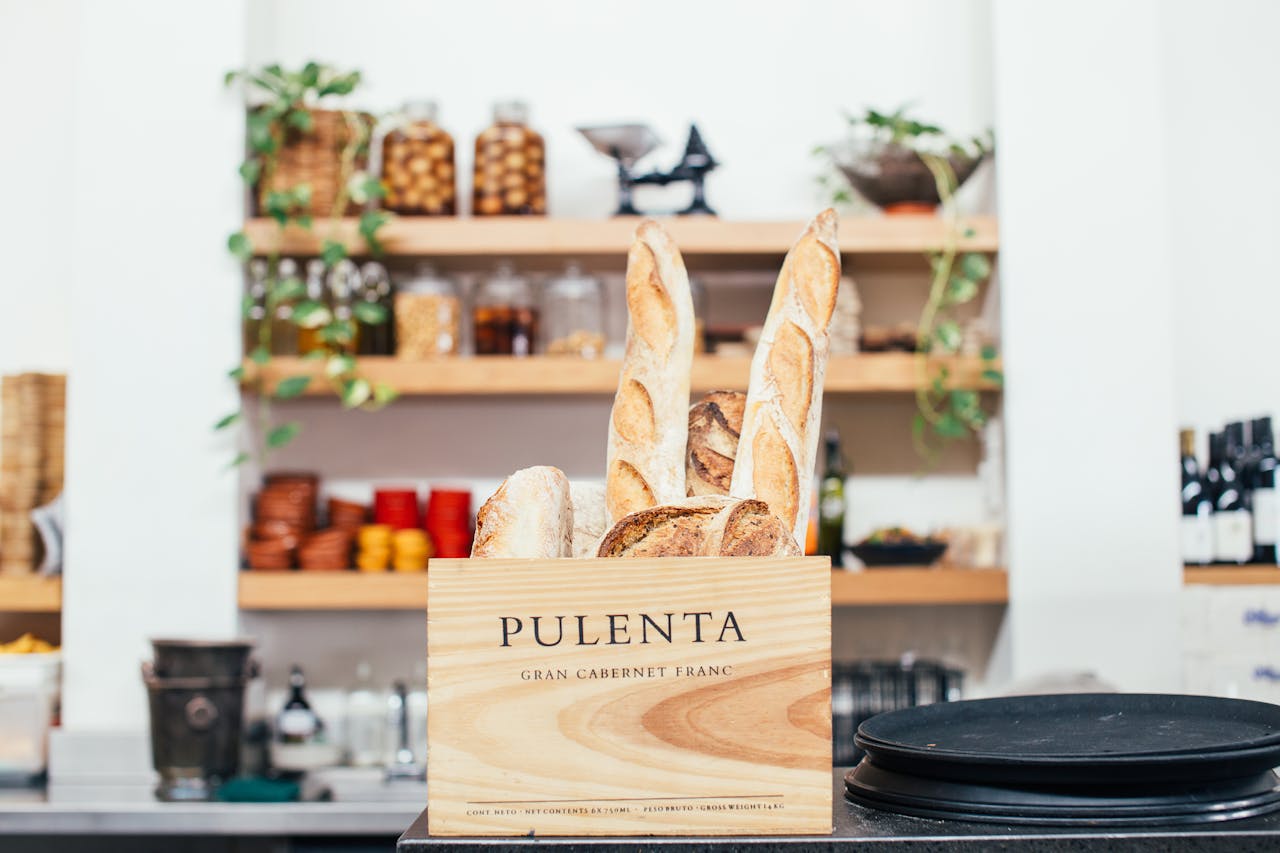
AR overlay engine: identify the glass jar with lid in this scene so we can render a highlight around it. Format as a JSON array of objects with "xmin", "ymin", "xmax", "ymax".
[
  {"xmin": 270, "ymin": 258, "xmax": 300, "ymax": 356},
  {"xmin": 473, "ymin": 262, "xmax": 537, "ymax": 356},
  {"xmin": 380, "ymin": 101, "xmax": 456, "ymax": 216},
  {"xmin": 394, "ymin": 264, "xmax": 462, "ymax": 358},
  {"xmin": 244, "ymin": 258, "xmax": 268, "ymax": 356},
  {"xmin": 472, "ymin": 101, "xmax": 546, "ymax": 216},
  {"xmin": 690, "ymin": 276, "xmax": 708, "ymax": 354},
  {"xmin": 328, "ymin": 259, "xmax": 361, "ymax": 355},
  {"xmin": 543, "ymin": 263, "xmax": 604, "ymax": 358}
]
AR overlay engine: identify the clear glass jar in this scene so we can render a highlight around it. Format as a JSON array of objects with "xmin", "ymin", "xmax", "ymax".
[
  {"xmin": 244, "ymin": 258, "xmax": 268, "ymax": 356},
  {"xmin": 270, "ymin": 258, "xmax": 300, "ymax": 356},
  {"xmin": 473, "ymin": 262, "xmax": 538, "ymax": 356},
  {"xmin": 543, "ymin": 263, "xmax": 604, "ymax": 358},
  {"xmin": 690, "ymin": 276, "xmax": 708, "ymax": 354},
  {"xmin": 295, "ymin": 259, "xmax": 329, "ymax": 356},
  {"xmin": 394, "ymin": 264, "xmax": 461, "ymax": 358},
  {"xmin": 358, "ymin": 262, "xmax": 395, "ymax": 355},
  {"xmin": 472, "ymin": 101, "xmax": 546, "ymax": 216},
  {"xmin": 328, "ymin": 259, "xmax": 361, "ymax": 355},
  {"xmin": 380, "ymin": 101, "xmax": 456, "ymax": 216}
]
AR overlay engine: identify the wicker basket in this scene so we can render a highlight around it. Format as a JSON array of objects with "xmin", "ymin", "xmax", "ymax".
[
  {"xmin": 0, "ymin": 373, "xmax": 65, "ymax": 575},
  {"xmin": 255, "ymin": 108, "xmax": 373, "ymax": 218}
]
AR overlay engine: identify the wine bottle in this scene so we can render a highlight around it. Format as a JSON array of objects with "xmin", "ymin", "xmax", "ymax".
[
  {"xmin": 277, "ymin": 665, "xmax": 323, "ymax": 745},
  {"xmin": 817, "ymin": 430, "xmax": 847, "ymax": 568},
  {"xmin": 1180, "ymin": 429, "xmax": 1213, "ymax": 565},
  {"xmin": 1214, "ymin": 426, "xmax": 1253, "ymax": 564},
  {"xmin": 1251, "ymin": 416, "xmax": 1278, "ymax": 564}
]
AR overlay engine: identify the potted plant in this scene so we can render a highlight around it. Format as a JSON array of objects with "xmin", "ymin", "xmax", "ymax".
[
  {"xmin": 816, "ymin": 106, "xmax": 991, "ymax": 214},
  {"xmin": 218, "ymin": 62, "xmax": 395, "ymax": 468}
]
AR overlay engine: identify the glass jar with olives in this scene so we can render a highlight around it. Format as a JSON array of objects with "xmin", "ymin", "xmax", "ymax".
[
  {"xmin": 472, "ymin": 101, "xmax": 546, "ymax": 216},
  {"xmin": 380, "ymin": 101, "xmax": 456, "ymax": 216}
]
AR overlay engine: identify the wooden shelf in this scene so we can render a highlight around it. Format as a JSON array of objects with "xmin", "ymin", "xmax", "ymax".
[
  {"xmin": 243, "ymin": 215, "xmax": 998, "ymax": 260},
  {"xmin": 0, "ymin": 576, "xmax": 62, "ymax": 613},
  {"xmin": 239, "ymin": 571, "xmax": 427, "ymax": 610},
  {"xmin": 831, "ymin": 567, "xmax": 1008, "ymax": 606},
  {"xmin": 1184, "ymin": 566, "xmax": 1280, "ymax": 586},
  {"xmin": 244, "ymin": 354, "xmax": 1001, "ymax": 397},
  {"xmin": 238, "ymin": 568, "xmax": 1007, "ymax": 610}
]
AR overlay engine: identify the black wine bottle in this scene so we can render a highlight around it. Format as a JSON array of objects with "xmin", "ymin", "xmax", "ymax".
[
  {"xmin": 1251, "ymin": 416, "xmax": 1278, "ymax": 564},
  {"xmin": 1214, "ymin": 426, "xmax": 1253, "ymax": 564},
  {"xmin": 1180, "ymin": 429, "xmax": 1213, "ymax": 565},
  {"xmin": 277, "ymin": 665, "xmax": 323, "ymax": 744},
  {"xmin": 817, "ymin": 430, "xmax": 846, "ymax": 568}
]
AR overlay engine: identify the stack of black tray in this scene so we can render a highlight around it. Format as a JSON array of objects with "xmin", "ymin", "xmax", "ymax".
[{"xmin": 845, "ymin": 693, "xmax": 1280, "ymax": 826}]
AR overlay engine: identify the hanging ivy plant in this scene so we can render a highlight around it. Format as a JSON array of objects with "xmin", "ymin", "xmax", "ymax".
[
  {"xmin": 216, "ymin": 62, "xmax": 397, "ymax": 468},
  {"xmin": 815, "ymin": 107, "xmax": 1001, "ymax": 460}
]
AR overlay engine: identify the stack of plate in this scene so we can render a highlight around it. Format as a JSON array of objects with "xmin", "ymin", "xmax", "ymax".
[{"xmin": 845, "ymin": 693, "xmax": 1280, "ymax": 826}]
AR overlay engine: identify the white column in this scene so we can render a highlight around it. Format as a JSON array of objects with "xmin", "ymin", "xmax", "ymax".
[
  {"xmin": 991, "ymin": 0, "xmax": 1182, "ymax": 690},
  {"xmin": 61, "ymin": 0, "xmax": 246, "ymax": 735}
]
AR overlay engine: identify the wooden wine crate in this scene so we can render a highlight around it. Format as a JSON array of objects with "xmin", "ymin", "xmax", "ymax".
[{"xmin": 426, "ymin": 556, "xmax": 833, "ymax": 837}]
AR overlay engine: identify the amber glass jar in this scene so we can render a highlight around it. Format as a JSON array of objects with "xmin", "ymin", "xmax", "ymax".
[
  {"xmin": 473, "ymin": 262, "xmax": 537, "ymax": 356},
  {"xmin": 381, "ymin": 101, "xmax": 456, "ymax": 216},
  {"xmin": 472, "ymin": 101, "xmax": 546, "ymax": 216}
]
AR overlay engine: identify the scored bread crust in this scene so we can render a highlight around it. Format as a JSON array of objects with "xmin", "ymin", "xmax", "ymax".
[
  {"xmin": 686, "ymin": 390, "xmax": 746, "ymax": 496},
  {"xmin": 605, "ymin": 221, "xmax": 696, "ymax": 524},
  {"xmin": 471, "ymin": 466, "xmax": 573, "ymax": 558},
  {"xmin": 597, "ymin": 495, "xmax": 801, "ymax": 558},
  {"xmin": 729, "ymin": 210, "xmax": 841, "ymax": 544}
]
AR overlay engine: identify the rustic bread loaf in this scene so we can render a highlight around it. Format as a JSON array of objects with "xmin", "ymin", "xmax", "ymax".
[
  {"xmin": 729, "ymin": 210, "xmax": 841, "ymax": 544},
  {"xmin": 471, "ymin": 466, "xmax": 573, "ymax": 558},
  {"xmin": 686, "ymin": 390, "xmax": 746, "ymax": 496},
  {"xmin": 568, "ymin": 480, "xmax": 608, "ymax": 559},
  {"xmin": 596, "ymin": 495, "xmax": 801, "ymax": 558},
  {"xmin": 605, "ymin": 221, "xmax": 696, "ymax": 524}
]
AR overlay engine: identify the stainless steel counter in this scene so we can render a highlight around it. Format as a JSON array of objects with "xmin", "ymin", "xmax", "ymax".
[{"xmin": 0, "ymin": 783, "xmax": 423, "ymax": 836}]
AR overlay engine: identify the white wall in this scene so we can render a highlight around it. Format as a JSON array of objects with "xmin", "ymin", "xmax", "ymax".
[
  {"xmin": 59, "ymin": 0, "xmax": 246, "ymax": 732},
  {"xmin": 1164, "ymin": 0, "xmax": 1280, "ymax": 446},
  {"xmin": 0, "ymin": 2, "xmax": 75, "ymax": 377},
  {"xmin": 248, "ymin": 0, "xmax": 995, "ymax": 219},
  {"xmin": 991, "ymin": 0, "xmax": 1182, "ymax": 690}
]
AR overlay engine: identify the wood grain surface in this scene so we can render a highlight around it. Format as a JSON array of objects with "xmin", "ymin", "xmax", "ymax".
[{"xmin": 426, "ymin": 557, "xmax": 832, "ymax": 836}]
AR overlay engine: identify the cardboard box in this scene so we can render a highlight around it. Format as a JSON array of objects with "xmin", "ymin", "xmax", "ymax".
[{"xmin": 426, "ymin": 556, "xmax": 832, "ymax": 836}]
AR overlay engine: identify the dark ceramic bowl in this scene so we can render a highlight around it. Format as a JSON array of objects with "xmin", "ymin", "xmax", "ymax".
[
  {"xmin": 849, "ymin": 541, "xmax": 948, "ymax": 568},
  {"xmin": 829, "ymin": 140, "xmax": 984, "ymax": 212}
]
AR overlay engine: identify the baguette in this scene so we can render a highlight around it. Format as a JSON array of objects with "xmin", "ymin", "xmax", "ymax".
[
  {"xmin": 596, "ymin": 495, "xmax": 800, "ymax": 558},
  {"xmin": 685, "ymin": 390, "xmax": 746, "ymax": 496},
  {"xmin": 729, "ymin": 210, "xmax": 841, "ymax": 544},
  {"xmin": 605, "ymin": 221, "xmax": 696, "ymax": 523},
  {"xmin": 471, "ymin": 466, "xmax": 573, "ymax": 558}
]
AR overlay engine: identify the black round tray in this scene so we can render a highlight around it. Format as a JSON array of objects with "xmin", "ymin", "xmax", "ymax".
[
  {"xmin": 855, "ymin": 693, "xmax": 1280, "ymax": 785},
  {"xmin": 845, "ymin": 762, "xmax": 1280, "ymax": 827}
]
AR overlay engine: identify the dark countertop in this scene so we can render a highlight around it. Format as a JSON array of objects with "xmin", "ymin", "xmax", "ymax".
[{"xmin": 398, "ymin": 771, "xmax": 1280, "ymax": 852}]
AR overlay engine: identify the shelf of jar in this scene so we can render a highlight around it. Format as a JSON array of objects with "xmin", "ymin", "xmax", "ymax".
[
  {"xmin": 241, "ymin": 215, "xmax": 998, "ymax": 261},
  {"xmin": 242, "ymin": 354, "xmax": 1001, "ymax": 397},
  {"xmin": 0, "ymin": 576, "xmax": 62, "ymax": 613},
  {"xmin": 237, "ymin": 568, "xmax": 1008, "ymax": 610},
  {"xmin": 1184, "ymin": 566, "xmax": 1280, "ymax": 585}
]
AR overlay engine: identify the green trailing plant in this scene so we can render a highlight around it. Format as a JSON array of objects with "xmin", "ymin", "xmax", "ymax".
[
  {"xmin": 217, "ymin": 62, "xmax": 397, "ymax": 469},
  {"xmin": 912, "ymin": 152, "xmax": 1002, "ymax": 461},
  {"xmin": 814, "ymin": 107, "xmax": 1001, "ymax": 460}
]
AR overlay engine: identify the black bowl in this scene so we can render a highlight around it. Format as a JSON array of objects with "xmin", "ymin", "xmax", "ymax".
[{"xmin": 849, "ymin": 541, "xmax": 947, "ymax": 567}]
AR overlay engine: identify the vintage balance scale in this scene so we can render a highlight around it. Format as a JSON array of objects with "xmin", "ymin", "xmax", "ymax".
[{"xmin": 576, "ymin": 123, "xmax": 719, "ymax": 217}]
